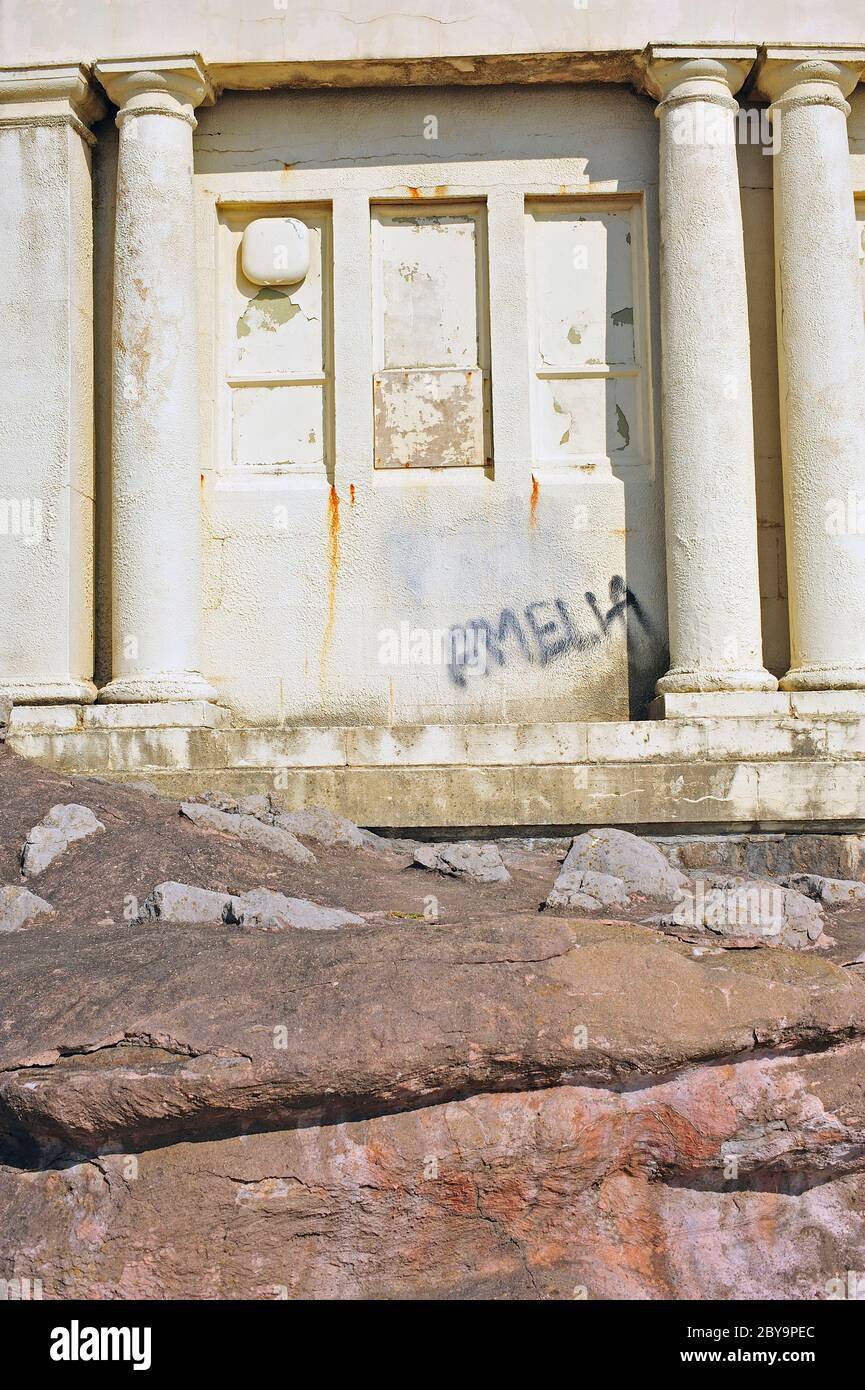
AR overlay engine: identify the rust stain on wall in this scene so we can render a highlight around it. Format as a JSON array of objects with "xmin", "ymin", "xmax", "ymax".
[
  {"xmin": 529, "ymin": 474, "xmax": 540, "ymax": 530},
  {"xmin": 320, "ymin": 484, "xmax": 340, "ymax": 685},
  {"xmin": 349, "ymin": 483, "xmax": 356, "ymax": 506}
]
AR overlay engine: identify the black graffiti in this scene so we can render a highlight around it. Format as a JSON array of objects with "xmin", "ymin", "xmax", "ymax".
[{"xmin": 447, "ymin": 575, "xmax": 651, "ymax": 688}]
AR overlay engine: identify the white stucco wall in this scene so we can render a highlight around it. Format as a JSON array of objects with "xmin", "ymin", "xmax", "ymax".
[
  {"xmin": 84, "ymin": 73, "xmax": 809, "ymax": 726},
  {"xmin": 193, "ymin": 83, "xmax": 668, "ymax": 725}
]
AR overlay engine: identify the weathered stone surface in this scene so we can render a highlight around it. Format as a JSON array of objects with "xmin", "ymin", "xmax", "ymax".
[
  {"xmin": 273, "ymin": 807, "xmax": 383, "ymax": 850},
  {"xmin": 236, "ymin": 794, "xmax": 272, "ymax": 819},
  {"xmin": 413, "ymin": 841, "xmax": 511, "ymax": 883},
  {"xmin": 229, "ymin": 888, "xmax": 364, "ymax": 932},
  {"xmin": 663, "ymin": 875, "xmax": 825, "ymax": 949},
  {"xmin": 198, "ymin": 790, "xmax": 239, "ymax": 813},
  {"xmin": 1, "ymin": 916, "xmax": 863, "ymax": 1157},
  {"xmin": 20, "ymin": 824, "xmax": 67, "ymax": 878},
  {"xmin": 137, "ymin": 882, "xmax": 237, "ymax": 926},
  {"xmin": 21, "ymin": 803, "xmax": 104, "ymax": 877},
  {"xmin": 785, "ymin": 873, "xmax": 865, "ymax": 908},
  {"xmin": 2, "ymin": 1039, "xmax": 865, "ymax": 1299},
  {"xmin": 179, "ymin": 803, "xmax": 315, "ymax": 865},
  {"xmin": 0, "ymin": 886, "xmax": 54, "ymax": 932},
  {"xmin": 564, "ymin": 828, "xmax": 687, "ymax": 898},
  {"xmin": 546, "ymin": 868, "xmax": 630, "ymax": 910},
  {"xmin": 657, "ymin": 832, "xmax": 865, "ymax": 883}
]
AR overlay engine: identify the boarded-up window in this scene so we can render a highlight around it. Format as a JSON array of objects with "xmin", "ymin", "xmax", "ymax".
[
  {"xmin": 220, "ymin": 206, "xmax": 331, "ymax": 474},
  {"xmin": 526, "ymin": 199, "xmax": 652, "ymax": 470},
  {"xmin": 372, "ymin": 204, "xmax": 490, "ymax": 468}
]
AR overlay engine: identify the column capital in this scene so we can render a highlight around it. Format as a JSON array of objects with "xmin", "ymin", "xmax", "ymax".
[
  {"xmin": 94, "ymin": 54, "xmax": 214, "ymax": 128},
  {"xmin": 752, "ymin": 47, "xmax": 865, "ymax": 114},
  {"xmin": 642, "ymin": 45, "xmax": 757, "ymax": 108},
  {"xmin": 0, "ymin": 62, "xmax": 106, "ymax": 142}
]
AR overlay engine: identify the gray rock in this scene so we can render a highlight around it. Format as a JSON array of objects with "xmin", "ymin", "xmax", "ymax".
[
  {"xmin": 546, "ymin": 886, "xmax": 603, "ymax": 912},
  {"xmin": 197, "ymin": 790, "xmax": 239, "ymax": 813},
  {"xmin": 783, "ymin": 873, "xmax": 865, "ymax": 908},
  {"xmin": 228, "ymin": 888, "xmax": 364, "ymax": 932},
  {"xmin": 138, "ymin": 882, "xmax": 237, "ymax": 925},
  {"xmin": 0, "ymin": 886, "xmax": 55, "ymax": 932},
  {"xmin": 546, "ymin": 868, "xmax": 631, "ymax": 910},
  {"xmin": 662, "ymin": 875, "xmax": 824, "ymax": 949},
  {"xmin": 273, "ymin": 807, "xmax": 382, "ymax": 850},
  {"xmin": 412, "ymin": 841, "xmax": 511, "ymax": 884},
  {"xmin": 236, "ymin": 794, "xmax": 273, "ymax": 820},
  {"xmin": 180, "ymin": 804, "xmax": 315, "ymax": 865},
  {"xmin": 180, "ymin": 802, "xmax": 240, "ymax": 833},
  {"xmin": 563, "ymin": 828, "xmax": 687, "ymax": 899},
  {"xmin": 236, "ymin": 816, "xmax": 316, "ymax": 864},
  {"xmin": 21, "ymin": 803, "xmax": 104, "ymax": 877}
]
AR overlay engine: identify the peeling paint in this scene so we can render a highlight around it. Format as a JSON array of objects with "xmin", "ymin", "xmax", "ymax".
[
  {"xmin": 611, "ymin": 306, "xmax": 633, "ymax": 327},
  {"xmin": 615, "ymin": 403, "xmax": 630, "ymax": 450},
  {"xmin": 237, "ymin": 287, "xmax": 300, "ymax": 338}
]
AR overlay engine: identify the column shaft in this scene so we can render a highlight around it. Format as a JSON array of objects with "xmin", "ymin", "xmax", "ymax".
[
  {"xmin": 758, "ymin": 53, "xmax": 865, "ymax": 690},
  {"xmin": 646, "ymin": 50, "xmax": 776, "ymax": 694},
  {"xmin": 0, "ymin": 66, "xmax": 103, "ymax": 703},
  {"xmin": 94, "ymin": 57, "xmax": 215, "ymax": 702}
]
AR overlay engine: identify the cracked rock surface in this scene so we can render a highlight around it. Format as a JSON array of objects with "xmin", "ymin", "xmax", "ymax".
[{"xmin": 4, "ymin": 747, "xmax": 865, "ymax": 1297}]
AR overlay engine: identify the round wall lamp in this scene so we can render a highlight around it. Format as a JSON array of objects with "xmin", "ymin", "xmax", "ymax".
[{"xmin": 241, "ymin": 217, "xmax": 310, "ymax": 286}]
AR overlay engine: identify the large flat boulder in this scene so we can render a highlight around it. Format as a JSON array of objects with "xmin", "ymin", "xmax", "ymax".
[
  {"xmin": 1, "ymin": 916, "xmax": 863, "ymax": 1157},
  {"xmin": 2, "ymin": 1040, "xmax": 865, "ymax": 1299}
]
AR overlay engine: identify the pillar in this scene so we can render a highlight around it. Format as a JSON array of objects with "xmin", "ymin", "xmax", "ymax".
[
  {"xmin": 645, "ymin": 47, "xmax": 777, "ymax": 694},
  {"xmin": 755, "ymin": 50, "xmax": 865, "ymax": 690},
  {"xmin": 93, "ymin": 55, "xmax": 216, "ymax": 702},
  {"xmin": 0, "ymin": 65, "xmax": 104, "ymax": 703}
]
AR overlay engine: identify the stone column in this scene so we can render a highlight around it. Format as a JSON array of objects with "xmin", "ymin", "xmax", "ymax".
[
  {"xmin": 93, "ymin": 56, "xmax": 216, "ymax": 702},
  {"xmin": 645, "ymin": 48, "xmax": 777, "ymax": 694},
  {"xmin": 0, "ymin": 65, "xmax": 104, "ymax": 703},
  {"xmin": 755, "ymin": 51, "xmax": 865, "ymax": 691}
]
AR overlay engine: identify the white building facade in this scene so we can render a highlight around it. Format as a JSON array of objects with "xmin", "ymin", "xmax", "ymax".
[{"xmin": 2, "ymin": 2, "xmax": 865, "ymax": 828}]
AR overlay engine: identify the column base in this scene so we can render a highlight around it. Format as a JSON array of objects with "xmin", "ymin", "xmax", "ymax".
[
  {"xmin": 655, "ymin": 667, "xmax": 779, "ymax": 695},
  {"xmin": 98, "ymin": 672, "xmax": 218, "ymax": 704},
  {"xmin": 0, "ymin": 678, "xmax": 97, "ymax": 704},
  {"xmin": 779, "ymin": 665, "xmax": 865, "ymax": 691}
]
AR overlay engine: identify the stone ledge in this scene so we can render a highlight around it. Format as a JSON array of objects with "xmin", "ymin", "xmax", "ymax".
[{"xmin": 6, "ymin": 710, "xmax": 865, "ymax": 829}]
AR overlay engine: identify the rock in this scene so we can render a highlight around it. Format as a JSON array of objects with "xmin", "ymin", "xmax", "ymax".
[
  {"xmin": 2, "ymin": 922, "xmax": 865, "ymax": 1299},
  {"xmin": 663, "ymin": 875, "xmax": 824, "ymax": 949},
  {"xmin": 546, "ymin": 868, "xmax": 630, "ymax": 910},
  {"xmin": 21, "ymin": 803, "xmax": 104, "ymax": 877},
  {"xmin": 0, "ymin": 886, "xmax": 55, "ymax": 932},
  {"xmin": 0, "ymin": 698, "xmax": 11, "ymax": 742},
  {"xmin": 784, "ymin": 873, "xmax": 865, "ymax": 908},
  {"xmin": 653, "ymin": 831, "xmax": 865, "ymax": 883},
  {"xmin": 546, "ymin": 887, "xmax": 602, "ymax": 911},
  {"xmin": 119, "ymin": 780, "xmax": 161, "ymax": 797},
  {"xmin": 236, "ymin": 794, "xmax": 272, "ymax": 820},
  {"xmin": 228, "ymin": 888, "xmax": 364, "ymax": 932},
  {"xmin": 1, "ymin": 916, "xmax": 863, "ymax": 1156},
  {"xmin": 412, "ymin": 842, "xmax": 511, "ymax": 883},
  {"xmin": 197, "ymin": 790, "xmax": 239, "ymax": 813},
  {"xmin": 564, "ymin": 828, "xmax": 687, "ymax": 899},
  {"xmin": 180, "ymin": 803, "xmax": 315, "ymax": 864},
  {"xmin": 273, "ymin": 807, "xmax": 382, "ymax": 850},
  {"xmin": 236, "ymin": 816, "xmax": 315, "ymax": 864},
  {"xmin": 137, "ymin": 882, "xmax": 236, "ymax": 926},
  {"xmin": 180, "ymin": 802, "xmax": 240, "ymax": 833},
  {"xmin": 20, "ymin": 825, "xmax": 68, "ymax": 878}
]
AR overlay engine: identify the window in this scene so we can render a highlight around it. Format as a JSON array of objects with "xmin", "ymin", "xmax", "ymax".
[
  {"xmin": 526, "ymin": 198, "xmax": 652, "ymax": 470},
  {"xmin": 371, "ymin": 203, "xmax": 490, "ymax": 468}
]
